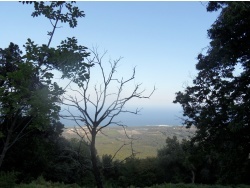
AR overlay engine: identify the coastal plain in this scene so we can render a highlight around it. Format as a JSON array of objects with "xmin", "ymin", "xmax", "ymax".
[{"xmin": 62, "ymin": 125, "xmax": 196, "ymax": 159}]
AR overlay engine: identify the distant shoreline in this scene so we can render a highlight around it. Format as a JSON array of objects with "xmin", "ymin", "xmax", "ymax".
[{"xmin": 63, "ymin": 124, "xmax": 184, "ymax": 128}]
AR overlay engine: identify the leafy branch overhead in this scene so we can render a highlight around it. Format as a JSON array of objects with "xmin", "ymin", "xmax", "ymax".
[
  {"xmin": 23, "ymin": 37, "xmax": 91, "ymax": 84},
  {"xmin": 0, "ymin": 1, "xmax": 89, "ymax": 169},
  {"xmin": 22, "ymin": 1, "xmax": 91, "ymax": 83},
  {"xmin": 30, "ymin": 1, "xmax": 85, "ymax": 28}
]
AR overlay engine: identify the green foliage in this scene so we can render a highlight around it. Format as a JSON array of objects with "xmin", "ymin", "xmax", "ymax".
[
  {"xmin": 0, "ymin": 171, "xmax": 18, "ymax": 188},
  {"xmin": 18, "ymin": 176, "xmax": 82, "ymax": 188},
  {"xmin": 44, "ymin": 137, "xmax": 93, "ymax": 186},
  {"xmin": 1, "ymin": 123, "xmax": 94, "ymax": 185},
  {"xmin": 30, "ymin": 1, "xmax": 85, "ymax": 28},
  {"xmin": 0, "ymin": 1, "xmax": 90, "ymax": 171},
  {"xmin": 1, "ymin": 121, "xmax": 62, "ymax": 182},
  {"xmin": 103, "ymin": 157, "xmax": 162, "ymax": 188},
  {"xmin": 0, "ymin": 42, "xmax": 62, "ymax": 169},
  {"xmin": 146, "ymin": 184, "xmax": 250, "ymax": 188},
  {"xmin": 23, "ymin": 37, "xmax": 91, "ymax": 86},
  {"xmin": 174, "ymin": 2, "xmax": 250, "ymax": 184},
  {"xmin": 15, "ymin": 182, "xmax": 250, "ymax": 188},
  {"xmin": 158, "ymin": 137, "xmax": 194, "ymax": 183}
]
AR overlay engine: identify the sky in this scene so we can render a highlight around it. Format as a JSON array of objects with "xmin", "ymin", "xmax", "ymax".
[{"xmin": 0, "ymin": 1, "xmax": 219, "ymax": 126}]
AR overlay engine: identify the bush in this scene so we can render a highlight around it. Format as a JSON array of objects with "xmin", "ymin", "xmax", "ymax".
[
  {"xmin": 17, "ymin": 176, "xmax": 82, "ymax": 188},
  {"xmin": 146, "ymin": 184, "xmax": 250, "ymax": 188},
  {"xmin": 0, "ymin": 171, "xmax": 18, "ymax": 188}
]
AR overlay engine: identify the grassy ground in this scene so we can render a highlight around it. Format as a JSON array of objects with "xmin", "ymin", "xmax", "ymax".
[
  {"xmin": 6, "ymin": 176, "xmax": 249, "ymax": 188},
  {"xmin": 146, "ymin": 184, "xmax": 250, "ymax": 188},
  {"xmin": 16, "ymin": 182, "xmax": 250, "ymax": 188}
]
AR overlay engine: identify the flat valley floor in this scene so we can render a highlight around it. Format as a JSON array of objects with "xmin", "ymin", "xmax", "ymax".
[{"xmin": 62, "ymin": 125, "xmax": 196, "ymax": 159}]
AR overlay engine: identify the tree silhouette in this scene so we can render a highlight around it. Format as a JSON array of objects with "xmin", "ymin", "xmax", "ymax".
[
  {"xmin": 62, "ymin": 48, "xmax": 155, "ymax": 188},
  {"xmin": 174, "ymin": 2, "xmax": 250, "ymax": 184}
]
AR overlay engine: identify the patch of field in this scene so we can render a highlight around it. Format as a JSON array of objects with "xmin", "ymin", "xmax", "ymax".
[{"xmin": 62, "ymin": 125, "xmax": 196, "ymax": 160}]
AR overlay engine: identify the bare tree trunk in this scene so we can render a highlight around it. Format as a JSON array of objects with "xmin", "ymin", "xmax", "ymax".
[
  {"xmin": 191, "ymin": 170, "xmax": 195, "ymax": 184},
  {"xmin": 0, "ymin": 122, "xmax": 14, "ymax": 169},
  {"xmin": 90, "ymin": 129, "xmax": 103, "ymax": 188},
  {"xmin": 0, "ymin": 140, "xmax": 9, "ymax": 169},
  {"xmin": 62, "ymin": 49, "xmax": 154, "ymax": 187}
]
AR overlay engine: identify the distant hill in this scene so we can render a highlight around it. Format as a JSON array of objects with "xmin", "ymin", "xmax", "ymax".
[{"xmin": 62, "ymin": 125, "xmax": 196, "ymax": 159}]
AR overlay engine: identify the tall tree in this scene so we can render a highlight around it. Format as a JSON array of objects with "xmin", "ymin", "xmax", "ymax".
[
  {"xmin": 62, "ymin": 48, "xmax": 155, "ymax": 188},
  {"xmin": 174, "ymin": 2, "xmax": 250, "ymax": 184},
  {"xmin": 0, "ymin": 1, "xmax": 89, "ymax": 169}
]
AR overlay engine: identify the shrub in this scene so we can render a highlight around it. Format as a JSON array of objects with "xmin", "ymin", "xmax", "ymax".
[{"xmin": 0, "ymin": 171, "xmax": 18, "ymax": 188}]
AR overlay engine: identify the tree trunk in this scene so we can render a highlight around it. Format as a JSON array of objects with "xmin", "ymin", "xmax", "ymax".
[
  {"xmin": 0, "ymin": 122, "xmax": 14, "ymax": 169},
  {"xmin": 0, "ymin": 143, "xmax": 9, "ymax": 169},
  {"xmin": 191, "ymin": 170, "xmax": 195, "ymax": 184},
  {"xmin": 90, "ymin": 129, "xmax": 103, "ymax": 188}
]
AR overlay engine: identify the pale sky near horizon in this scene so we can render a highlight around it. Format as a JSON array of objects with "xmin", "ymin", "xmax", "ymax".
[{"xmin": 0, "ymin": 1, "xmax": 219, "ymax": 126}]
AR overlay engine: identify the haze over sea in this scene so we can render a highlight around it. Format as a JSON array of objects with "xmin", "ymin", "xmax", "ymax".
[{"xmin": 61, "ymin": 107, "xmax": 183, "ymax": 127}]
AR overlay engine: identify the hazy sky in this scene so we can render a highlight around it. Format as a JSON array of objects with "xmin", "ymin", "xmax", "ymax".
[{"xmin": 0, "ymin": 2, "xmax": 219, "ymax": 126}]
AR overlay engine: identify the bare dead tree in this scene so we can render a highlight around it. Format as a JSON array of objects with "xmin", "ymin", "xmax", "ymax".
[{"xmin": 61, "ymin": 48, "xmax": 155, "ymax": 188}]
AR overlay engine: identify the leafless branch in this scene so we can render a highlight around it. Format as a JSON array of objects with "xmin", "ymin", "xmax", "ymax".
[
  {"xmin": 111, "ymin": 141, "xmax": 130, "ymax": 161},
  {"xmin": 62, "ymin": 48, "xmax": 154, "ymax": 184}
]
